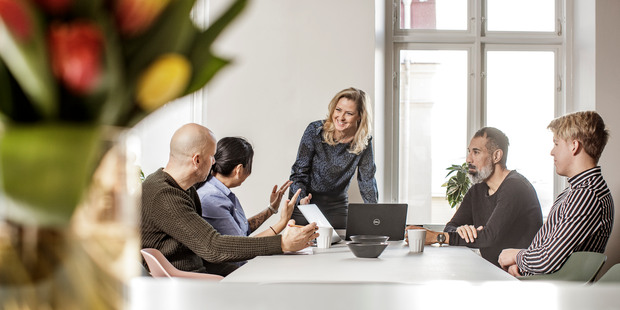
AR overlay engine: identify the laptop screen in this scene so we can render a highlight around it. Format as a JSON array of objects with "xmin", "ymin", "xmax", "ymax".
[{"xmin": 345, "ymin": 203, "xmax": 408, "ymax": 241}]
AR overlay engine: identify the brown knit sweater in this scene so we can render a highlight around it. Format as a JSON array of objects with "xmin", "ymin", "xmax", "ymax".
[{"xmin": 140, "ymin": 168, "xmax": 283, "ymax": 274}]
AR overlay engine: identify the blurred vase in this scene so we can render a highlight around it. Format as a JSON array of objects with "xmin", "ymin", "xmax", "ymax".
[{"xmin": 0, "ymin": 124, "xmax": 141, "ymax": 309}]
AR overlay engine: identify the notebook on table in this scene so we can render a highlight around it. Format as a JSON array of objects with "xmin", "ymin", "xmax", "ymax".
[
  {"xmin": 345, "ymin": 203, "xmax": 408, "ymax": 241},
  {"xmin": 297, "ymin": 204, "xmax": 342, "ymax": 243}
]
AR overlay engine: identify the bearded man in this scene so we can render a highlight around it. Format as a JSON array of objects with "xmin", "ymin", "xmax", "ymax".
[{"xmin": 406, "ymin": 127, "xmax": 543, "ymax": 267}]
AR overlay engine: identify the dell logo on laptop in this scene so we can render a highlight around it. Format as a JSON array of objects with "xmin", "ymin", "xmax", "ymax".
[{"xmin": 373, "ymin": 218, "xmax": 381, "ymax": 226}]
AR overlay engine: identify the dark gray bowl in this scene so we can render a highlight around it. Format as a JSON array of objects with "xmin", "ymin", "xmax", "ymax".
[
  {"xmin": 346, "ymin": 242, "xmax": 389, "ymax": 258},
  {"xmin": 349, "ymin": 235, "xmax": 390, "ymax": 243}
]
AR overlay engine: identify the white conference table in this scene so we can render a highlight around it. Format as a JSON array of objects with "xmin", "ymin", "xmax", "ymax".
[
  {"xmin": 222, "ymin": 241, "xmax": 516, "ymax": 284},
  {"xmin": 130, "ymin": 241, "xmax": 620, "ymax": 310},
  {"xmin": 131, "ymin": 279, "xmax": 620, "ymax": 310}
]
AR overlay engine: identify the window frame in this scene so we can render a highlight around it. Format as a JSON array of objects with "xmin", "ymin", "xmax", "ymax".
[{"xmin": 386, "ymin": 0, "xmax": 568, "ymax": 221}]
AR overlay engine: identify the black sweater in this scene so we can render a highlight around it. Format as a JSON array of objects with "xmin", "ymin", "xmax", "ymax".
[{"xmin": 445, "ymin": 171, "xmax": 543, "ymax": 267}]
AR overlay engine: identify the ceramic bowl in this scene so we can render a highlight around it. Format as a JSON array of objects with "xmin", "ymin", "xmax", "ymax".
[
  {"xmin": 349, "ymin": 235, "xmax": 390, "ymax": 243},
  {"xmin": 346, "ymin": 242, "xmax": 389, "ymax": 258}
]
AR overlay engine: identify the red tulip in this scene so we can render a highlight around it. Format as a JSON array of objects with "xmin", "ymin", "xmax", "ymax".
[
  {"xmin": 115, "ymin": 0, "xmax": 170, "ymax": 36},
  {"xmin": 0, "ymin": 0, "xmax": 33, "ymax": 41},
  {"xmin": 33, "ymin": 0, "xmax": 72, "ymax": 15},
  {"xmin": 48, "ymin": 21, "xmax": 104, "ymax": 95}
]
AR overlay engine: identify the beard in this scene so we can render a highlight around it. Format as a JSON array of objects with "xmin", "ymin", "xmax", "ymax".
[{"xmin": 468, "ymin": 160, "xmax": 494, "ymax": 184}]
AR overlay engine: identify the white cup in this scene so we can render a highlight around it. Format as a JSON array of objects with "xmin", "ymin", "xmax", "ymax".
[
  {"xmin": 407, "ymin": 229, "xmax": 426, "ymax": 253},
  {"xmin": 317, "ymin": 227, "xmax": 333, "ymax": 249}
]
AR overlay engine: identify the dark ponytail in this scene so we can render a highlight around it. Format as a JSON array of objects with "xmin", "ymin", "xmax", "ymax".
[{"xmin": 211, "ymin": 137, "xmax": 254, "ymax": 176}]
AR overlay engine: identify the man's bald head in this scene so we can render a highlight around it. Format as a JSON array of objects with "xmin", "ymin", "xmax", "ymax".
[{"xmin": 169, "ymin": 123, "xmax": 216, "ymax": 163}]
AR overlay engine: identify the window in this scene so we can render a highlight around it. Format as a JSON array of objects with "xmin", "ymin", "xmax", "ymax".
[{"xmin": 389, "ymin": 0, "xmax": 564, "ymax": 224}]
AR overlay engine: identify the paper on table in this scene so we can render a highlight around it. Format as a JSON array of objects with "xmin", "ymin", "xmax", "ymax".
[
  {"xmin": 297, "ymin": 204, "xmax": 342, "ymax": 243},
  {"xmin": 282, "ymin": 247, "xmax": 314, "ymax": 255}
]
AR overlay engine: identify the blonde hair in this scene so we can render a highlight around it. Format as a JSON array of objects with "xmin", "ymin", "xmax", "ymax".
[
  {"xmin": 547, "ymin": 111, "xmax": 610, "ymax": 163},
  {"xmin": 322, "ymin": 87, "xmax": 373, "ymax": 155}
]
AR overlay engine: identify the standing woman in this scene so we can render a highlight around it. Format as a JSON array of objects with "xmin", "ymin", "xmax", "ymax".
[
  {"xmin": 196, "ymin": 137, "xmax": 297, "ymax": 238},
  {"xmin": 289, "ymin": 87, "xmax": 378, "ymax": 229}
]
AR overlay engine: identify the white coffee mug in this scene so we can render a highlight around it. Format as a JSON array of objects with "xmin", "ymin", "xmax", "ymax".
[
  {"xmin": 317, "ymin": 226, "xmax": 333, "ymax": 249},
  {"xmin": 407, "ymin": 229, "xmax": 426, "ymax": 253}
]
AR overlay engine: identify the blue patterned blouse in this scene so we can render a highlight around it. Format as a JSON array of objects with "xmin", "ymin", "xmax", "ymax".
[{"xmin": 289, "ymin": 120, "xmax": 378, "ymax": 203}]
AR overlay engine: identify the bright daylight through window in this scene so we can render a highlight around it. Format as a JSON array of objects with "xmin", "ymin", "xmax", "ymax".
[{"xmin": 392, "ymin": 0, "xmax": 561, "ymax": 224}]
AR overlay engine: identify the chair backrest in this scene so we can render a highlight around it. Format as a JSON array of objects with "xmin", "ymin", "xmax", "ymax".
[
  {"xmin": 518, "ymin": 251, "xmax": 606, "ymax": 283},
  {"xmin": 141, "ymin": 248, "xmax": 174, "ymax": 277},
  {"xmin": 597, "ymin": 263, "xmax": 620, "ymax": 283},
  {"xmin": 140, "ymin": 248, "xmax": 224, "ymax": 281}
]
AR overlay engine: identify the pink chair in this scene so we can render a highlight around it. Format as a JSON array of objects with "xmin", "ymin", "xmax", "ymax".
[{"xmin": 140, "ymin": 248, "xmax": 224, "ymax": 281}]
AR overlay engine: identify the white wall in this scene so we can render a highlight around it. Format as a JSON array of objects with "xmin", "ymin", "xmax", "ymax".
[
  {"xmin": 572, "ymin": 0, "xmax": 596, "ymax": 111},
  {"xmin": 573, "ymin": 0, "xmax": 620, "ymax": 277},
  {"xmin": 133, "ymin": 99, "xmax": 193, "ymax": 176},
  {"xmin": 591, "ymin": 0, "xmax": 620, "ymax": 277},
  {"xmin": 204, "ymin": 0, "xmax": 375, "ymax": 231}
]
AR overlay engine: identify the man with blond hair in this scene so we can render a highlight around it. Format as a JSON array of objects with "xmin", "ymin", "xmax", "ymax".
[{"xmin": 498, "ymin": 111, "xmax": 614, "ymax": 277}]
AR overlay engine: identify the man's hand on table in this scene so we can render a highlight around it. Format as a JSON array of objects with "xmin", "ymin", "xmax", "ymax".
[
  {"xmin": 498, "ymin": 248, "xmax": 523, "ymax": 277},
  {"xmin": 281, "ymin": 220, "xmax": 318, "ymax": 252},
  {"xmin": 405, "ymin": 225, "xmax": 448, "ymax": 245},
  {"xmin": 507, "ymin": 264, "xmax": 522, "ymax": 277},
  {"xmin": 456, "ymin": 225, "xmax": 483, "ymax": 243}
]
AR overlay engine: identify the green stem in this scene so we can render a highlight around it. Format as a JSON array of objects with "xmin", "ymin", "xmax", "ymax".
[{"xmin": 1, "ymin": 123, "xmax": 101, "ymax": 226}]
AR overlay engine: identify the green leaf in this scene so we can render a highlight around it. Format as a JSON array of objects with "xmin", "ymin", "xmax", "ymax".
[
  {"xmin": 190, "ymin": 0, "xmax": 248, "ymax": 54},
  {"xmin": 94, "ymin": 10, "xmax": 132, "ymax": 126},
  {"xmin": 443, "ymin": 162, "xmax": 471, "ymax": 208},
  {"xmin": 125, "ymin": 0, "xmax": 198, "ymax": 83},
  {"xmin": 185, "ymin": 0, "xmax": 248, "ymax": 93},
  {"xmin": 1, "ymin": 123, "xmax": 101, "ymax": 226},
  {"xmin": 0, "ymin": 4, "xmax": 57, "ymax": 119},
  {"xmin": 0, "ymin": 59, "xmax": 43, "ymax": 122},
  {"xmin": 0, "ymin": 60, "xmax": 12, "ymax": 119},
  {"xmin": 185, "ymin": 53, "xmax": 229, "ymax": 94}
]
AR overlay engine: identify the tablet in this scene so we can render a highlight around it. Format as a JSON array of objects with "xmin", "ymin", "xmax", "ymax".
[{"xmin": 297, "ymin": 204, "xmax": 342, "ymax": 243}]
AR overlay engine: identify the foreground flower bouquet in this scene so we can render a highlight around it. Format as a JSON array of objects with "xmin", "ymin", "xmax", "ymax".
[
  {"xmin": 0, "ymin": 127, "xmax": 140, "ymax": 309},
  {"xmin": 0, "ymin": 0, "xmax": 247, "ymax": 308}
]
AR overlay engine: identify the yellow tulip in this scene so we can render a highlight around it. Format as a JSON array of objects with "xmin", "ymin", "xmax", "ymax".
[{"xmin": 136, "ymin": 53, "xmax": 191, "ymax": 112}]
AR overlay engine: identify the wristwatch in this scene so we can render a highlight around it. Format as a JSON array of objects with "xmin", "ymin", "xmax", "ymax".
[
  {"xmin": 436, "ymin": 233, "xmax": 446, "ymax": 244},
  {"xmin": 268, "ymin": 205, "xmax": 278, "ymax": 214}
]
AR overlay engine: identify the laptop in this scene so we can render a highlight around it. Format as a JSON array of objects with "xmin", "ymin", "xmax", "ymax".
[
  {"xmin": 297, "ymin": 204, "xmax": 342, "ymax": 243},
  {"xmin": 345, "ymin": 203, "xmax": 408, "ymax": 241}
]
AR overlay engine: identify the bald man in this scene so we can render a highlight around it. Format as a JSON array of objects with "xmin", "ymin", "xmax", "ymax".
[{"xmin": 140, "ymin": 123, "xmax": 318, "ymax": 276}]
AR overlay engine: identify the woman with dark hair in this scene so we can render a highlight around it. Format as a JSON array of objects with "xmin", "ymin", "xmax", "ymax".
[
  {"xmin": 196, "ymin": 137, "xmax": 297, "ymax": 239},
  {"xmin": 289, "ymin": 87, "xmax": 378, "ymax": 229}
]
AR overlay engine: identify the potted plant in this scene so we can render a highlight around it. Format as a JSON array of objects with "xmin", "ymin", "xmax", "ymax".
[{"xmin": 442, "ymin": 162, "xmax": 471, "ymax": 208}]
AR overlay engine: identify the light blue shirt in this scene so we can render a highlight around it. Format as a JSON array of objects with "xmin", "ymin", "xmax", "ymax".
[{"xmin": 196, "ymin": 176, "xmax": 250, "ymax": 237}]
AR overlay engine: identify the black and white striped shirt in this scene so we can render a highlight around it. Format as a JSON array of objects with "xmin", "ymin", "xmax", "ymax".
[{"xmin": 516, "ymin": 166, "xmax": 614, "ymax": 275}]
